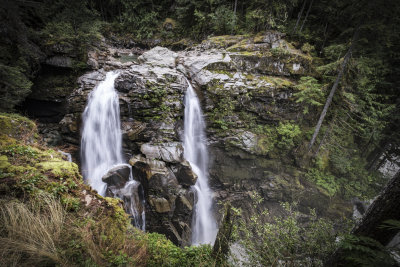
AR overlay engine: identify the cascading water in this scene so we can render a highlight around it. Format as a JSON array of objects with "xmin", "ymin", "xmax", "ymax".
[
  {"xmin": 81, "ymin": 71, "xmax": 145, "ymax": 230},
  {"xmin": 183, "ymin": 79, "xmax": 218, "ymax": 245},
  {"xmin": 81, "ymin": 71, "xmax": 123, "ymax": 195}
]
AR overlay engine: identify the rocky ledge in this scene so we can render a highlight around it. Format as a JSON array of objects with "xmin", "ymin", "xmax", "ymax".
[{"xmin": 59, "ymin": 32, "xmax": 351, "ymax": 245}]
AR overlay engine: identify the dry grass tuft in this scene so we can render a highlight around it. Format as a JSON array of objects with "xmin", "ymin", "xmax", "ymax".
[{"xmin": 0, "ymin": 194, "xmax": 66, "ymax": 266}]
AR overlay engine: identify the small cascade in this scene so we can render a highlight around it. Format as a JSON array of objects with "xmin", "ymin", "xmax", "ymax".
[
  {"xmin": 81, "ymin": 71, "xmax": 145, "ymax": 230},
  {"xmin": 58, "ymin": 150, "xmax": 72, "ymax": 162},
  {"xmin": 183, "ymin": 78, "xmax": 218, "ymax": 245},
  {"xmin": 109, "ymin": 173, "xmax": 146, "ymax": 231}
]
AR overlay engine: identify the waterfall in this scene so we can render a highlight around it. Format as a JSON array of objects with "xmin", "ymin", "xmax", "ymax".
[
  {"xmin": 81, "ymin": 71, "xmax": 123, "ymax": 196},
  {"xmin": 81, "ymin": 71, "xmax": 145, "ymax": 230},
  {"xmin": 183, "ymin": 79, "xmax": 218, "ymax": 245}
]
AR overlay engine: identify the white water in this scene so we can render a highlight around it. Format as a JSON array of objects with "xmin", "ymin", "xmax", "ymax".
[
  {"xmin": 81, "ymin": 71, "xmax": 145, "ymax": 230},
  {"xmin": 81, "ymin": 71, "xmax": 123, "ymax": 196},
  {"xmin": 183, "ymin": 79, "xmax": 218, "ymax": 245},
  {"xmin": 112, "ymin": 179, "xmax": 146, "ymax": 231}
]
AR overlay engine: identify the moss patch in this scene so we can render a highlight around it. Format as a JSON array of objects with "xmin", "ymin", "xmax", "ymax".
[{"xmin": 0, "ymin": 113, "xmax": 37, "ymax": 142}]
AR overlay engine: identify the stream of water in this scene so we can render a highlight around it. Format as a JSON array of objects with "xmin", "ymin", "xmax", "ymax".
[
  {"xmin": 81, "ymin": 71, "xmax": 145, "ymax": 230},
  {"xmin": 183, "ymin": 79, "xmax": 218, "ymax": 245},
  {"xmin": 81, "ymin": 71, "xmax": 123, "ymax": 196}
]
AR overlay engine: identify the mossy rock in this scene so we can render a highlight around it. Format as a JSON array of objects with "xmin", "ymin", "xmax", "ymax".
[
  {"xmin": 205, "ymin": 35, "xmax": 249, "ymax": 49},
  {"xmin": 0, "ymin": 155, "xmax": 10, "ymax": 170},
  {"xmin": 0, "ymin": 113, "xmax": 37, "ymax": 142},
  {"xmin": 35, "ymin": 160, "xmax": 81, "ymax": 179}
]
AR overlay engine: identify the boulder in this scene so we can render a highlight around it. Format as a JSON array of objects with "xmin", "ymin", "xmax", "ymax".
[
  {"xmin": 149, "ymin": 196, "xmax": 171, "ymax": 213},
  {"xmin": 138, "ymin": 46, "xmax": 177, "ymax": 68},
  {"xmin": 174, "ymin": 160, "xmax": 198, "ymax": 187},
  {"xmin": 102, "ymin": 164, "xmax": 131, "ymax": 188},
  {"xmin": 129, "ymin": 155, "xmax": 169, "ymax": 177},
  {"xmin": 87, "ymin": 58, "xmax": 99, "ymax": 70},
  {"xmin": 140, "ymin": 142, "xmax": 184, "ymax": 163}
]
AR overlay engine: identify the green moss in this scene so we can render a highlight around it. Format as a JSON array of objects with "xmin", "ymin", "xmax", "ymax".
[
  {"xmin": 245, "ymin": 73, "xmax": 255, "ymax": 80},
  {"xmin": 238, "ymin": 50, "xmax": 262, "ymax": 57},
  {"xmin": 260, "ymin": 76, "xmax": 294, "ymax": 88},
  {"xmin": 35, "ymin": 160, "xmax": 81, "ymax": 179},
  {"xmin": 253, "ymin": 34, "xmax": 265, "ymax": 43},
  {"xmin": 0, "ymin": 113, "xmax": 37, "ymax": 140},
  {"xmin": 255, "ymin": 135, "xmax": 276, "ymax": 155},
  {"xmin": 206, "ymin": 34, "xmax": 249, "ymax": 48},
  {"xmin": 0, "ymin": 155, "xmax": 10, "ymax": 170},
  {"xmin": 226, "ymin": 38, "xmax": 253, "ymax": 52}
]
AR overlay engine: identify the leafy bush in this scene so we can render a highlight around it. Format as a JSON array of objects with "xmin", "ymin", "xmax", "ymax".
[
  {"xmin": 335, "ymin": 234, "xmax": 398, "ymax": 266},
  {"xmin": 136, "ymin": 232, "xmax": 217, "ymax": 266},
  {"xmin": 294, "ymin": 76, "xmax": 324, "ymax": 115},
  {"xmin": 0, "ymin": 64, "xmax": 33, "ymax": 111},
  {"xmin": 276, "ymin": 122, "xmax": 301, "ymax": 150},
  {"xmin": 209, "ymin": 6, "xmax": 236, "ymax": 34},
  {"xmin": 306, "ymin": 168, "xmax": 339, "ymax": 196},
  {"xmin": 236, "ymin": 192, "xmax": 338, "ymax": 266}
]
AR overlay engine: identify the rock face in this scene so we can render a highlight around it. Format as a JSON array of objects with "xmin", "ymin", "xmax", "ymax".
[
  {"xmin": 60, "ymin": 32, "xmax": 351, "ymax": 246},
  {"xmin": 102, "ymin": 164, "xmax": 131, "ymax": 188}
]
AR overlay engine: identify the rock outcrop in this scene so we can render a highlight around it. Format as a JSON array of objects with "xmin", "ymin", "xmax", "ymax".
[{"xmin": 60, "ymin": 32, "xmax": 352, "ymax": 245}]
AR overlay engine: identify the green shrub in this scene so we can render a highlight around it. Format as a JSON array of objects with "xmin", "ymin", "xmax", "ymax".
[
  {"xmin": 336, "ymin": 234, "xmax": 398, "ymax": 266},
  {"xmin": 276, "ymin": 122, "xmax": 301, "ymax": 150},
  {"xmin": 236, "ymin": 192, "xmax": 338, "ymax": 266},
  {"xmin": 294, "ymin": 76, "xmax": 324, "ymax": 115},
  {"xmin": 136, "ymin": 232, "xmax": 217, "ymax": 266},
  {"xmin": 306, "ymin": 168, "xmax": 339, "ymax": 196}
]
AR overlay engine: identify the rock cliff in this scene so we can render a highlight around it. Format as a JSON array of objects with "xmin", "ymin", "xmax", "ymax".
[{"xmin": 59, "ymin": 32, "xmax": 351, "ymax": 245}]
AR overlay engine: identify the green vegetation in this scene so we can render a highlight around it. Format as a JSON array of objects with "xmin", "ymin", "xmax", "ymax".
[
  {"xmin": 294, "ymin": 76, "xmax": 324, "ymax": 115},
  {"xmin": 0, "ymin": 113, "xmax": 219, "ymax": 266},
  {"xmin": 235, "ymin": 192, "xmax": 340, "ymax": 266},
  {"xmin": 1, "ymin": 0, "xmax": 400, "ymax": 265}
]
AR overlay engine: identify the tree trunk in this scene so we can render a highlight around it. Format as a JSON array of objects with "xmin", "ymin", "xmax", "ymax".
[
  {"xmin": 299, "ymin": 0, "xmax": 314, "ymax": 33},
  {"xmin": 232, "ymin": 0, "xmax": 238, "ymax": 34},
  {"xmin": 325, "ymin": 171, "xmax": 400, "ymax": 266},
  {"xmin": 293, "ymin": 0, "xmax": 307, "ymax": 33},
  {"xmin": 320, "ymin": 22, "xmax": 329, "ymax": 54},
  {"xmin": 352, "ymin": 171, "xmax": 400, "ymax": 244},
  {"xmin": 308, "ymin": 27, "xmax": 360, "ymax": 151},
  {"xmin": 314, "ymin": 119, "xmax": 334, "ymax": 157}
]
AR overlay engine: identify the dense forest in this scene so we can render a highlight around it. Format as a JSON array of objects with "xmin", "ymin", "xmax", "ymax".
[{"xmin": 0, "ymin": 0, "xmax": 399, "ymax": 266}]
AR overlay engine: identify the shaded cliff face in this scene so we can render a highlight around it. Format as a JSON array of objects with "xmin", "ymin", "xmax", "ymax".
[{"xmin": 60, "ymin": 32, "xmax": 352, "ymax": 245}]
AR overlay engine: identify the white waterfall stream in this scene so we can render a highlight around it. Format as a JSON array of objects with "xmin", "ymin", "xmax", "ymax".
[
  {"xmin": 81, "ymin": 71, "xmax": 145, "ymax": 230},
  {"xmin": 183, "ymin": 79, "xmax": 218, "ymax": 245}
]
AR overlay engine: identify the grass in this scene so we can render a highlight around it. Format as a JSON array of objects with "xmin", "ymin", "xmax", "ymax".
[{"xmin": 0, "ymin": 194, "xmax": 65, "ymax": 266}]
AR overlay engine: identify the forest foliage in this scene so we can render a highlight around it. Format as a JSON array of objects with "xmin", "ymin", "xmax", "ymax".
[
  {"xmin": 0, "ymin": 0, "xmax": 399, "ymax": 265},
  {"xmin": 0, "ymin": 0, "xmax": 398, "ymax": 203}
]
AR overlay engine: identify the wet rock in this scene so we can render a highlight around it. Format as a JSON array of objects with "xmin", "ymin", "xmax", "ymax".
[
  {"xmin": 129, "ymin": 155, "xmax": 169, "ymax": 177},
  {"xmin": 174, "ymin": 160, "xmax": 198, "ymax": 187},
  {"xmin": 140, "ymin": 142, "xmax": 184, "ymax": 163},
  {"xmin": 148, "ymin": 172, "xmax": 179, "ymax": 197},
  {"xmin": 60, "ymin": 32, "xmax": 334, "ymax": 246},
  {"xmin": 149, "ymin": 196, "xmax": 171, "ymax": 213},
  {"xmin": 115, "ymin": 72, "xmax": 137, "ymax": 92},
  {"xmin": 87, "ymin": 57, "xmax": 99, "ymax": 70},
  {"xmin": 102, "ymin": 164, "xmax": 131, "ymax": 188}
]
